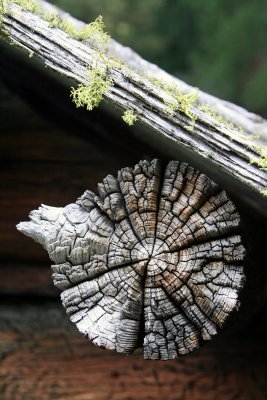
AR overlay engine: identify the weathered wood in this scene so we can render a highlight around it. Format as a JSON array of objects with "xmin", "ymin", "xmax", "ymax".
[
  {"xmin": 1, "ymin": 1, "xmax": 267, "ymax": 198},
  {"xmin": 0, "ymin": 111, "xmax": 265, "ymax": 314},
  {"xmin": 0, "ymin": 301, "xmax": 267, "ymax": 400},
  {"xmin": 17, "ymin": 159, "xmax": 245, "ymax": 360},
  {"xmin": 37, "ymin": 0, "xmax": 267, "ymax": 142}
]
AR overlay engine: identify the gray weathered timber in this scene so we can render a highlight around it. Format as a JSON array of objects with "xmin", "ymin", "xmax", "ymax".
[
  {"xmin": 1, "ymin": 2, "xmax": 267, "ymax": 198},
  {"xmin": 17, "ymin": 159, "xmax": 245, "ymax": 360},
  {"xmin": 37, "ymin": 0, "xmax": 267, "ymax": 142}
]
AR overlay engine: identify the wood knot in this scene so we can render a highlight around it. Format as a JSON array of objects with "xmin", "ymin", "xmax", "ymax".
[{"xmin": 17, "ymin": 159, "xmax": 245, "ymax": 359}]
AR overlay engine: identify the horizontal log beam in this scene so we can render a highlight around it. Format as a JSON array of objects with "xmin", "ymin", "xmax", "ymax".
[
  {"xmin": 1, "ymin": 1, "xmax": 267, "ymax": 200},
  {"xmin": 37, "ymin": 0, "xmax": 267, "ymax": 141}
]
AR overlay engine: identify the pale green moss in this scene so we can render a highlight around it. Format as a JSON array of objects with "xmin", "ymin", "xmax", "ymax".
[
  {"xmin": 165, "ymin": 87, "xmax": 198, "ymax": 131},
  {"xmin": 122, "ymin": 109, "xmax": 138, "ymax": 126},
  {"xmin": 0, "ymin": 0, "xmax": 40, "ymax": 25},
  {"xmin": 0, "ymin": 0, "xmax": 8, "ymax": 23},
  {"xmin": 178, "ymin": 89, "xmax": 199, "ymax": 117},
  {"xmin": 261, "ymin": 188, "xmax": 267, "ymax": 197},
  {"xmin": 148, "ymin": 76, "xmax": 249, "ymax": 136},
  {"xmin": 1, "ymin": 1, "xmax": 109, "ymax": 46},
  {"xmin": 43, "ymin": 13, "xmax": 110, "ymax": 46},
  {"xmin": 13, "ymin": 0, "xmax": 41, "ymax": 13},
  {"xmin": 43, "ymin": 12, "xmax": 60, "ymax": 28},
  {"xmin": 0, "ymin": 1, "xmax": 112, "ymax": 111},
  {"xmin": 251, "ymin": 146, "xmax": 267, "ymax": 171},
  {"xmin": 148, "ymin": 77, "xmax": 198, "ymax": 129},
  {"xmin": 59, "ymin": 18, "xmax": 77, "ymax": 36},
  {"xmin": 76, "ymin": 15, "xmax": 110, "ymax": 44},
  {"xmin": 70, "ymin": 67, "xmax": 113, "ymax": 111},
  {"xmin": 10, "ymin": 38, "xmax": 22, "ymax": 47}
]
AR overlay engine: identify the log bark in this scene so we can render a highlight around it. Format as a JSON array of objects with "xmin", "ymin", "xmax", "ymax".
[
  {"xmin": 17, "ymin": 159, "xmax": 245, "ymax": 360},
  {"xmin": 1, "ymin": 1, "xmax": 267, "ymax": 200}
]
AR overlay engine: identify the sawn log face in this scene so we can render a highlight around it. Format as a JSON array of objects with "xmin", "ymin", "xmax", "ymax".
[{"xmin": 17, "ymin": 159, "xmax": 245, "ymax": 359}]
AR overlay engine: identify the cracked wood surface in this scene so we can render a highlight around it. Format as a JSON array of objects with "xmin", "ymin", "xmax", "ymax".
[
  {"xmin": 1, "ymin": 2, "xmax": 267, "ymax": 197},
  {"xmin": 17, "ymin": 159, "xmax": 245, "ymax": 360}
]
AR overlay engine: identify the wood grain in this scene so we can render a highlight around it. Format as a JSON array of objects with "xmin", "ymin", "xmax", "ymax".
[{"xmin": 1, "ymin": 2, "xmax": 267, "ymax": 197}]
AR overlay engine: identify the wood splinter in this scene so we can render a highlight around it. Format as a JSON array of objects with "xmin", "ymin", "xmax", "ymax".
[{"xmin": 17, "ymin": 159, "xmax": 245, "ymax": 360}]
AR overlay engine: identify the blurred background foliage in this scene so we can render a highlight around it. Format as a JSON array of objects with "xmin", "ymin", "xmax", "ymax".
[{"xmin": 52, "ymin": 0, "xmax": 267, "ymax": 116}]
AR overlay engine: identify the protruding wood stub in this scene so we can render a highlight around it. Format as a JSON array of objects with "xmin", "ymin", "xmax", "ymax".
[{"xmin": 17, "ymin": 159, "xmax": 245, "ymax": 360}]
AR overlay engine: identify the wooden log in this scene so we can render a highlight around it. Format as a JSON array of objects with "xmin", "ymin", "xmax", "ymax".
[
  {"xmin": 17, "ymin": 159, "xmax": 245, "ymax": 360},
  {"xmin": 1, "ymin": 1, "xmax": 267, "ymax": 202},
  {"xmin": 36, "ymin": 0, "xmax": 267, "ymax": 141}
]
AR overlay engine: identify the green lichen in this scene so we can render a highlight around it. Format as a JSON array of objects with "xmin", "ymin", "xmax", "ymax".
[
  {"xmin": 70, "ymin": 67, "xmax": 113, "ymax": 111},
  {"xmin": 75, "ymin": 15, "xmax": 110, "ymax": 45},
  {"xmin": 0, "ymin": 0, "xmax": 112, "ymax": 111},
  {"xmin": 0, "ymin": 0, "xmax": 8, "ymax": 24},
  {"xmin": 261, "ymin": 188, "xmax": 267, "ymax": 197},
  {"xmin": 43, "ymin": 12, "xmax": 60, "ymax": 27},
  {"xmin": 0, "ymin": 0, "xmax": 40, "ymax": 26},
  {"xmin": 12, "ymin": 0, "xmax": 40, "ymax": 13},
  {"xmin": 148, "ymin": 77, "xmax": 198, "ymax": 130},
  {"xmin": 43, "ymin": 13, "xmax": 109, "ymax": 46},
  {"xmin": 59, "ymin": 18, "xmax": 77, "ymax": 36},
  {"xmin": 122, "ymin": 109, "xmax": 138, "ymax": 126},
  {"xmin": 148, "ymin": 76, "xmax": 250, "ymax": 136},
  {"xmin": 1, "ymin": 0, "xmax": 109, "ymax": 46},
  {"xmin": 251, "ymin": 146, "xmax": 267, "ymax": 171},
  {"xmin": 196, "ymin": 105, "xmax": 267, "ymax": 172},
  {"xmin": 164, "ymin": 87, "xmax": 198, "ymax": 131},
  {"xmin": 66, "ymin": 16, "xmax": 112, "ymax": 112}
]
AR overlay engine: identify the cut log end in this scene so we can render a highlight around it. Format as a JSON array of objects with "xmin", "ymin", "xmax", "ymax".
[{"xmin": 17, "ymin": 159, "xmax": 245, "ymax": 360}]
